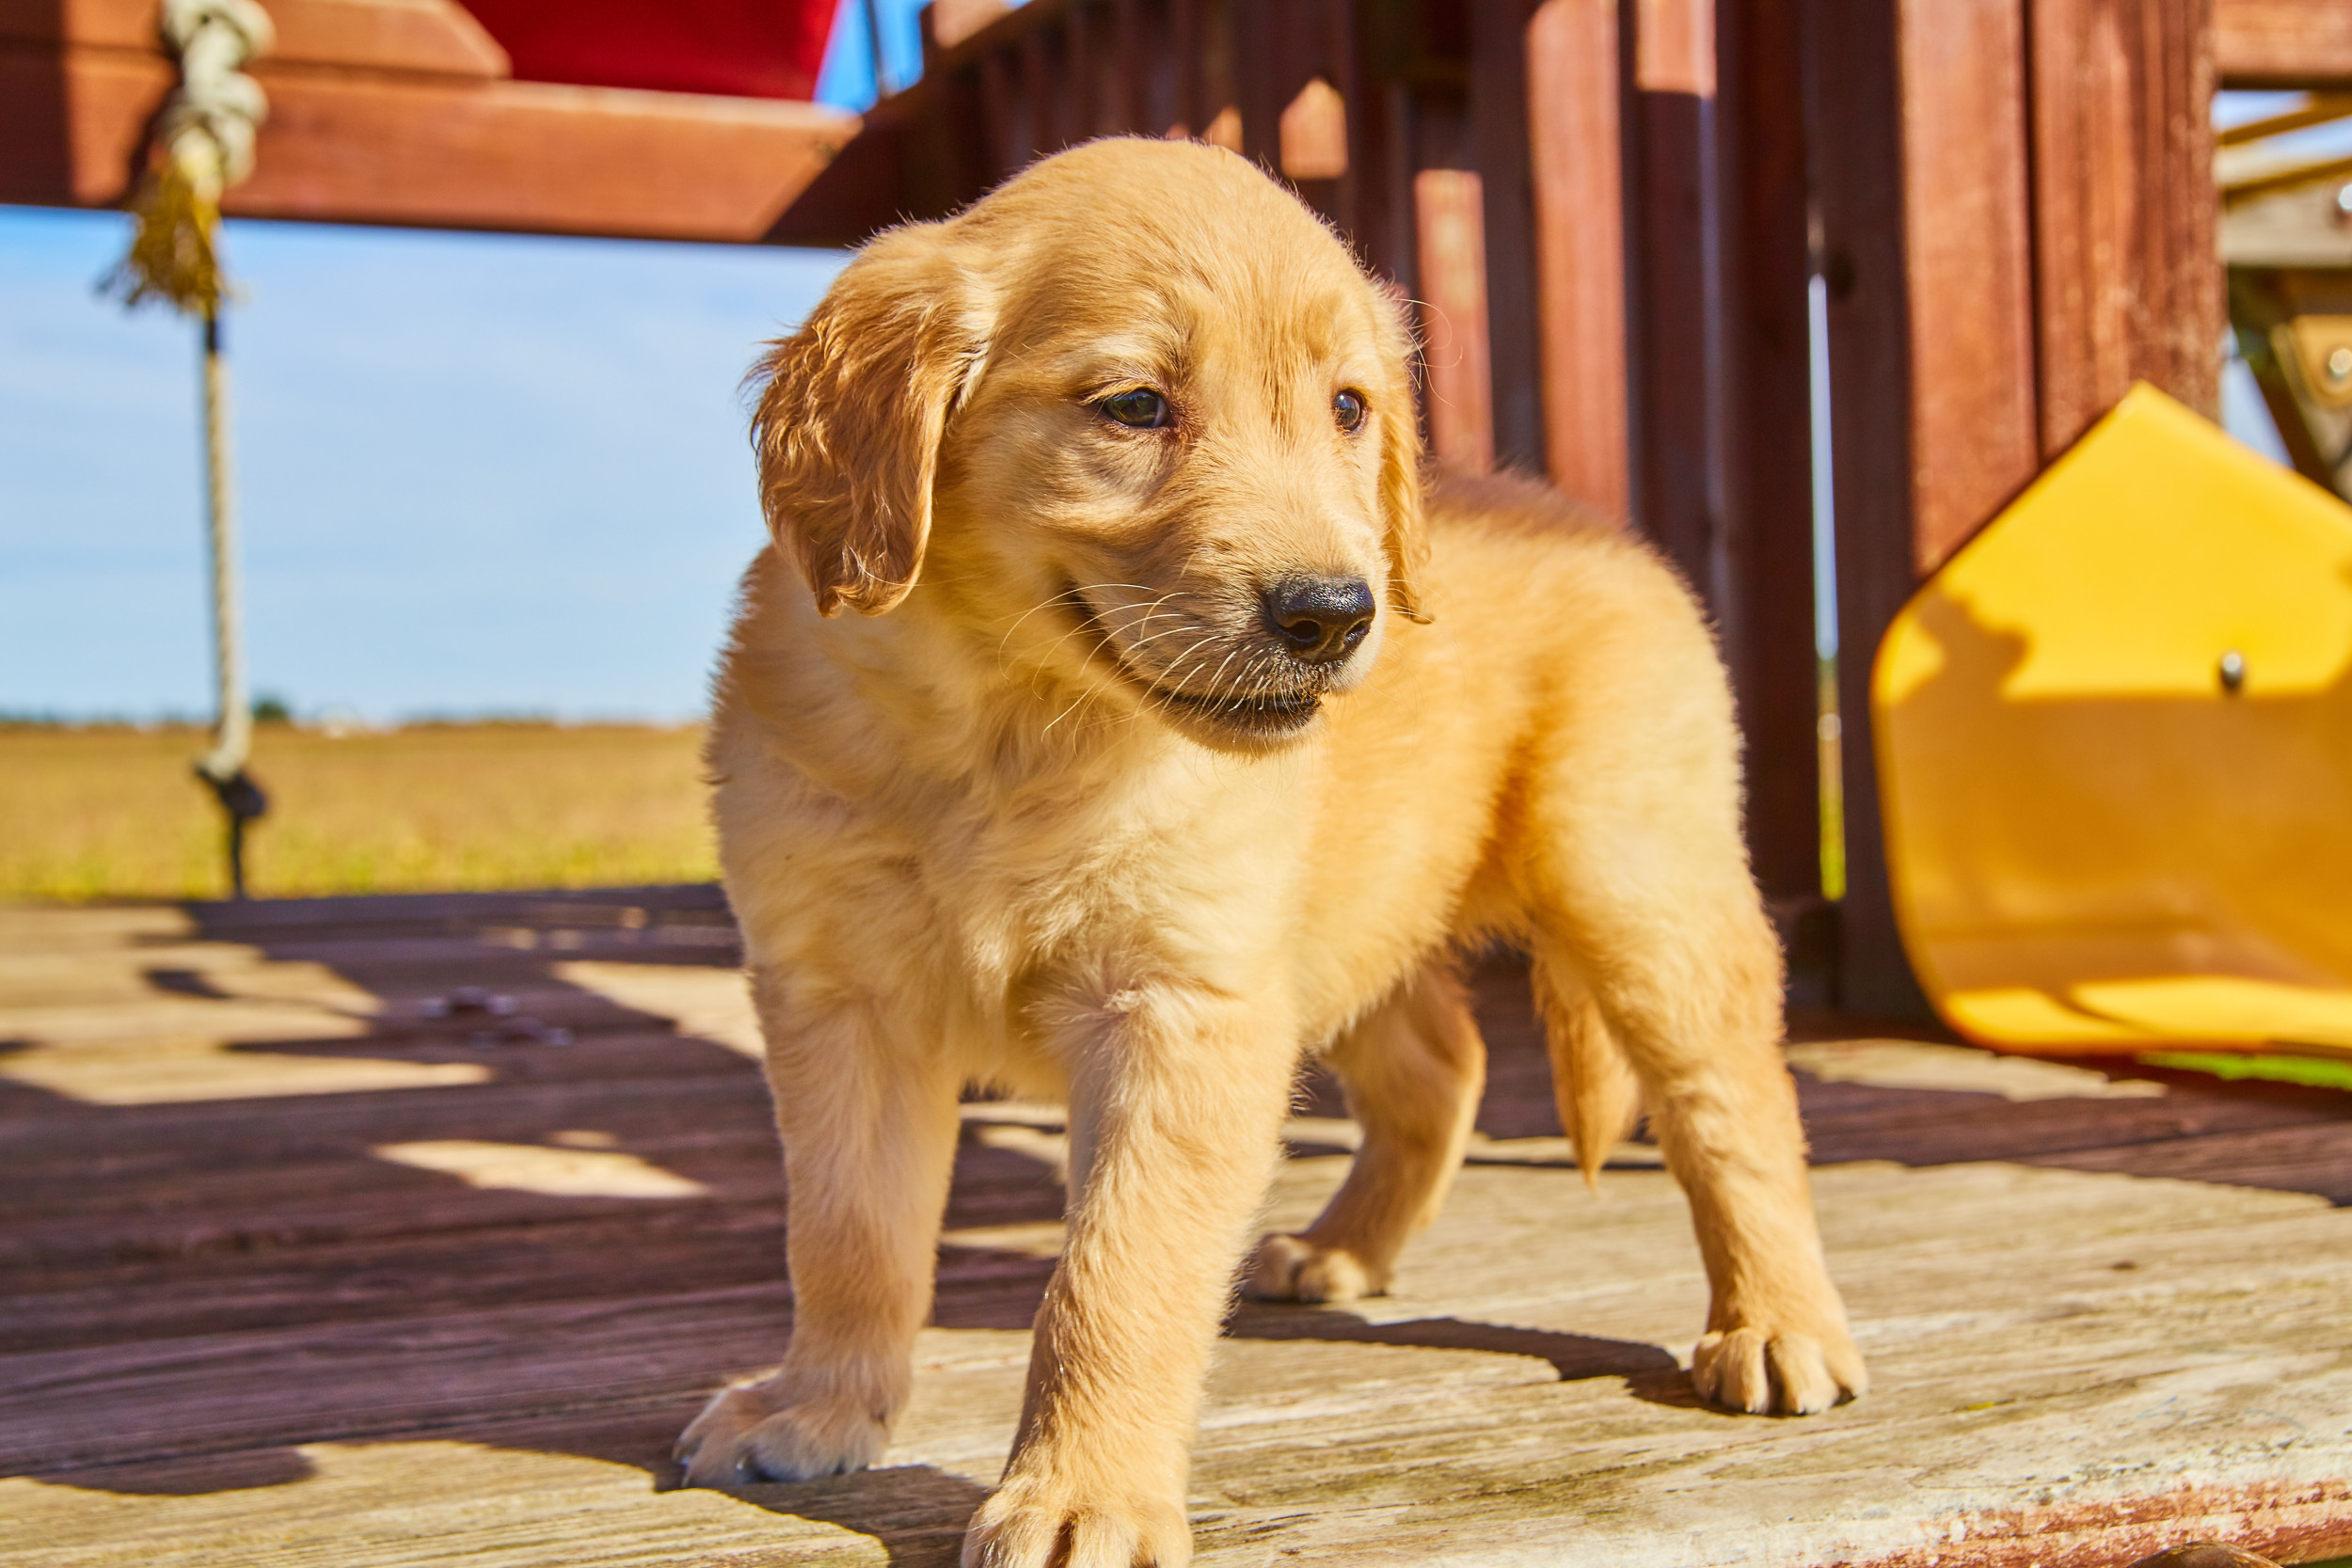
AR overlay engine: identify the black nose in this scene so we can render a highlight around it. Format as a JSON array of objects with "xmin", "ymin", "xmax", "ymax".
[{"xmin": 1263, "ymin": 575, "xmax": 1377, "ymax": 664}]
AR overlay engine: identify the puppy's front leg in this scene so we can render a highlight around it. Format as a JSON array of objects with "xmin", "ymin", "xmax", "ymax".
[
  {"xmin": 962, "ymin": 980, "xmax": 1297, "ymax": 1568},
  {"xmin": 677, "ymin": 968, "xmax": 961, "ymax": 1485}
]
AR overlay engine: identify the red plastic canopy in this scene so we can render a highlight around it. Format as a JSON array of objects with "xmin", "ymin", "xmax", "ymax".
[{"xmin": 457, "ymin": 0, "xmax": 839, "ymax": 102}]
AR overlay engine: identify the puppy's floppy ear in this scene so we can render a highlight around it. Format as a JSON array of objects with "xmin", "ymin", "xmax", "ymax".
[
  {"xmin": 749, "ymin": 223, "xmax": 988, "ymax": 617},
  {"xmin": 1371, "ymin": 285, "xmax": 1433, "ymax": 624}
]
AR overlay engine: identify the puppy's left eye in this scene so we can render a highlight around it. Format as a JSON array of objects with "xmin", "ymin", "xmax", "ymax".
[
  {"xmin": 1098, "ymin": 388, "xmax": 1172, "ymax": 429},
  {"xmin": 1334, "ymin": 390, "xmax": 1368, "ymax": 433}
]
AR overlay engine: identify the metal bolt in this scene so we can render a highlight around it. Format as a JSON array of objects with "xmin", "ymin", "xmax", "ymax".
[
  {"xmin": 2330, "ymin": 346, "xmax": 2352, "ymax": 385},
  {"xmin": 2218, "ymin": 650, "xmax": 2247, "ymax": 694}
]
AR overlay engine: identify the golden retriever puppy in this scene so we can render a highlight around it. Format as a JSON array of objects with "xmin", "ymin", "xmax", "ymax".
[{"xmin": 678, "ymin": 135, "xmax": 1864, "ymax": 1566}]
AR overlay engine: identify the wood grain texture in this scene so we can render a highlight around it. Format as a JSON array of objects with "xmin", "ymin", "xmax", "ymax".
[
  {"xmin": 1895, "ymin": 0, "xmax": 2041, "ymax": 574},
  {"xmin": 1710, "ymin": 0, "xmax": 1820, "ymax": 906},
  {"xmin": 1622, "ymin": 77, "xmax": 1719, "ymax": 597},
  {"xmin": 5, "ymin": 893, "xmax": 2349, "ymax": 1566},
  {"xmin": 2030, "ymin": 0, "xmax": 2223, "ymax": 456},
  {"xmin": 1798, "ymin": 0, "xmax": 1931, "ymax": 1019},
  {"xmin": 2214, "ymin": 0, "xmax": 2352, "ymax": 87},
  {"xmin": 0, "ymin": 0, "xmax": 511, "ymax": 76},
  {"xmin": 1469, "ymin": 0, "xmax": 1546, "ymax": 473},
  {"xmin": 1526, "ymin": 0, "xmax": 1629, "ymax": 521},
  {"xmin": 1416, "ymin": 167, "xmax": 1498, "ymax": 474},
  {"xmin": 0, "ymin": 44, "xmax": 854, "ymax": 240}
]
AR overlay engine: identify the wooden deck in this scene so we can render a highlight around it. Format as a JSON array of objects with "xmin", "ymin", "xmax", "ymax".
[{"xmin": 5, "ymin": 887, "xmax": 2352, "ymax": 1567}]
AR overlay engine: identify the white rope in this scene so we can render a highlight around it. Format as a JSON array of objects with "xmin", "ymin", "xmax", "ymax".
[
  {"xmin": 197, "ymin": 316, "xmax": 250, "ymax": 789},
  {"xmin": 108, "ymin": 0, "xmax": 275, "ymax": 892},
  {"xmin": 157, "ymin": 0, "xmax": 273, "ymax": 797},
  {"xmin": 161, "ymin": 0, "xmax": 274, "ymax": 198}
]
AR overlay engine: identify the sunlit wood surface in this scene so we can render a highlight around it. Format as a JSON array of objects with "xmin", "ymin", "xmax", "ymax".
[
  {"xmin": 4, "ymin": 889, "xmax": 2351, "ymax": 1566},
  {"xmin": 0, "ymin": 0, "xmax": 853, "ymax": 241}
]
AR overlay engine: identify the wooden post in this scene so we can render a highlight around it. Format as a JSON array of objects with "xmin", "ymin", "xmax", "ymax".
[
  {"xmin": 1801, "ymin": 0, "xmax": 2037, "ymax": 1014},
  {"xmin": 1526, "ymin": 0, "xmax": 1630, "ymax": 521},
  {"xmin": 2029, "ymin": 0, "xmax": 2223, "ymax": 458},
  {"xmin": 1605, "ymin": 0, "xmax": 1823, "ymax": 910},
  {"xmin": 2213, "ymin": 0, "xmax": 2352, "ymax": 86},
  {"xmin": 1622, "ymin": 0, "xmax": 1723, "ymax": 607},
  {"xmin": 1716, "ymin": 0, "xmax": 1825, "ymax": 908},
  {"xmin": 1416, "ymin": 168, "xmax": 1498, "ymax": 472},
  {"xmin": 1470, "ymin": 0, "xmax": 1547, "ymax": 471},
  {"xmin": 1799, "ymin": 0, "xmax": 2221, "ymax": 1014}
]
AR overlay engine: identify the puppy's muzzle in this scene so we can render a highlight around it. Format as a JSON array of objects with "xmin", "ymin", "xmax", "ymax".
[{"xmin": 1263, "ymin": 575, "xmax": 1376, "ymax": 666}]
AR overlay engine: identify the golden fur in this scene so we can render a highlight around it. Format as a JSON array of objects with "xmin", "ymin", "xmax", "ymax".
[{"xmin": 677, "ymin": 137, "xmax": 1864, "ymax": 1568}]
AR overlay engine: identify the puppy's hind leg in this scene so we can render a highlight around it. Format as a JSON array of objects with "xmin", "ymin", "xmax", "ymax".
[
  {"xmin": 1525, "ymin": 881, "xmax": 1866, "ymax": 1417},
  {"xmin": 1518, "ymin": 686, "xmax": 1863, "ymax": 1415},
  {"xmin": 1247, "ymin": 962, "xmax": 1486, "ymax": 1304},
  {"xmin": 676, "ymin": 966, "xmax": 961, "ymax": 1485}
]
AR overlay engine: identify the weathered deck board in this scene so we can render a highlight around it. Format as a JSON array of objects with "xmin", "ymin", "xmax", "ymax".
[{"xmin": 3, "ymin": 890, "xmax": 2349, "ymax": 1567}]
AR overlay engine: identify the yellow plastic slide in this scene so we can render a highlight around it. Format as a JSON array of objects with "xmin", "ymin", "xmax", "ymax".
[{"xmin": 1873, "ymin": 383, "xmax": 2352, "ymax": 1057}]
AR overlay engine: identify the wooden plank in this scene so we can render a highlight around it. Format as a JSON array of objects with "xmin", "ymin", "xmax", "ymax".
[
  {"xmin": 0, "ymin": 0, "xmax": 510, "ymax": 77},
  {"xmin": 1338, "ymin": 0, "xmax": 1416, "ymax": 292},
  {"xmin": 1468, "ymin": 0, "xmax": 1545, "ymax": 472},
  {"xmin": 0, "ymin": 44, "xmax": 855, "ymax": 241},
  {"xmin": 8, "ymin": 1159, "xmax": 2352, "ymax": 1564},
  {"xmin": 1414, "ymin": 167, "xmax": 1498, "ymax": 472},
  {"xmin": 2029, "ymin": 0, "xmax": 2223, "ymax": 457},
  {"xmin": 1525, "ymin": 0, "xmax": 1630, "ymax": 520},
  {"xmin": 1897, "ymin": 0, "xmax": 2041, "ymax": 572},
  {"xmin": 1310, "ymin": 0, "xmax": 1364, "ymax": 239},
  {"xmin": 1622, "ymin": 0, "xmax": 1721, "ymax": 599},
  {"xmin": 0, "ymin": 1150, "xmax": 1056, "ymax": 1357},
  {"xmin": 1798, "ymin": 0, "xmax": 2035, "ymax": 1014},
  {"xmin": 8, "ymin": 900, "xmax": 2352, "ymax": 1563},
  {"xmin": 2215, "ymin": 0, "xmax": 2352, "ymax": 87},
  {"xmin": 2017, "ymin": 1120, "xmax": 2352, "ymax": 1200},
  {"xmin": 1799, "ymin": 1080, "xmax": 2348, "ymax": 1169},
  {"xmin": 1715, "ymin": 0, "xmax": 1822, "ymax": 906},
  {"xmin": 1230, "ymin": 0, "xmax": 1282, "ymax": 172},
  {"xmin": 0, "ymin": 1073, "xmax": 773, "ymax": 1174}
]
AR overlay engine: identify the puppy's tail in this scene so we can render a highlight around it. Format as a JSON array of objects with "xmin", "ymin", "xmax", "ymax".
[{"xmin": 1534, "ymin": 961, "xmax": 1642, "ymax": 1190}]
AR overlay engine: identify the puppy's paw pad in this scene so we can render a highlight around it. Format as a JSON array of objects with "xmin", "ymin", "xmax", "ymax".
[
  {"xmin": 961, "ymin": 1474, "xmax": 1190, "ymax": 1568},
  {"xmin": 1243, "ymin": 1233, "xmax": 1381, "ymax": 1304},
  {"xmin": 1691, "ymin": 1324, "xmax": 1867, "ymax": 1417},
  {"xmin": 675, "ymin": 1384, "xmax": 888, "ymax": 1486}
]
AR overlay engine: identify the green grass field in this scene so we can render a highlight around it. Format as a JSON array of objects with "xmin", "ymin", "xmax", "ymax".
[{"xmin": 1, "ymin": 722, "xmax": 716, "ymax": 901}]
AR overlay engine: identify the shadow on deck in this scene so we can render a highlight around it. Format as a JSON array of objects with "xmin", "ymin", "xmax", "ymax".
[{"xmin": 3, "ymin": 888, "xmax": 2350, "ymax": 1566}]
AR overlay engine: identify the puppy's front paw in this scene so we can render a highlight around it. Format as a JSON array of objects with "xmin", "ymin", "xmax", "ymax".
[
  {"xmin": 960, "ymin": 1468, "xmax": 1191, "ymax": 1568},
  {"xmin": 674, "ymin": 1380, "xmax": 888, "ymax": 1486},
  {"xmin": 1242, "ymin": 1232, "xmax": 1382, "ymax": 1303},
  {"xmin": 1690, "ymin": 1321, "xmax": 1867, "ymax": 1416}
]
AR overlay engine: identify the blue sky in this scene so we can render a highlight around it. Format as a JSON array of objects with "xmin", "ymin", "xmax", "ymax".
[
  {"xmin": 0, "ymin": 211, "xmax": 848, "ymax": 722},
  {"xmin": 0, "ymin": 0, "xmax": 944, "ymax": 725}
]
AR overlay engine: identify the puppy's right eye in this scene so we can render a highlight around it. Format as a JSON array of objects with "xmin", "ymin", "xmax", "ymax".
[{"xmin": 1097, "ymin": 388, "xmax": 1171, "ymax": 429}]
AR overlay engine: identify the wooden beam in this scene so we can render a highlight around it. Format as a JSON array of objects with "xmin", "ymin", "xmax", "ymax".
[
  {"xmin": 1415, "ymin": 167, "xmax": 1497, "ymax": 472},
  {"xmin": 1717, "ymin": 0, "xmax": 1823, "ymax": 906},
  {"xmin": 1898, "ymin": 0, "xmax": 2040, "ymax": 573},
  {"xmin": 1525, "ymin": 0, "xmax": 1629, "ymax": 521},
  {"xmin": 1469, "ymin": 0, "xmax": 1545, "ymax": 472},
  {"xmin": 1801, "ymin": 0, "xmax": 2039, "ymax": 1017},
  {"xmin": 1622, "ymin": 0, "xmax": 1720, "ymax": 602},
  {"xmin": 0, "ymin": 0, "xmax": 509, "ymax": 77},
  {"xmin": 1338, "ymin": 0, "xmax": 1417, "ymax": 293},
  {"xmin": 2029, "ymin": 0, "xmax": 2222, "ymax": 457},
  {"xmin": 1578, "ymin": 0, "xmax": 1822, "ymax": 911},
  {"xmin": 0, "ymin": 42, "xmax": 855, "ymax": 241},
  {"xmin": 2215, "ymin": 0, "xmax": 2352, "ymax": 87}
]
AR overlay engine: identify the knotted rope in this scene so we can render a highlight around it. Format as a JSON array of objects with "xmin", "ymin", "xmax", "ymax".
[
  {"xmin": 107, "ymin": 0, "xmax": 275, "ymax": 896},
  {"xmin": 108, "ymin": 0, "xmax": 274, "ymax": 319}
]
